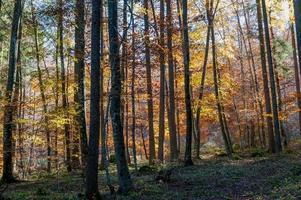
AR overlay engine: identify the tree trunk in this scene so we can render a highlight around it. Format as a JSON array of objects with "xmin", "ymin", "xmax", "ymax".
[
  {"xmin": 294, "ymin": 0, "xmax": 301, "ymax": 87},
  {"xmin": 31, "ymin": 2, "xmax": 51, "ymax": 173},
  {"xmin": 291, "ymin": 23, "xmax": 301, "ymax": 135},
  {"xmin": 108, "ymin": 0, "xmax": 133, "ymax": 193},
  {"xmin": 166, "ymin": 0, "xmax": 178, "ymax": 161},
  {"xmin": 158, "ymin": 0, "xmax": 165, "ymax": 162},
  {"xmin": 85, "ymin": 0, "xmax": 101, "ymax": 198},
  {"xmin": 256, "ymin": 0, "xmax": 275, "ymax": 152},
  {"xmin": 2, "ymin": 0, "xmax": 22, "ymax": 183},
  {"xmin": 211, "ymin": 24, "xmax": 232, "ymax": 157},
  {"xmin": 131, "ymin": 0, "xmax": 138, "ymax": 171},
  {"xmin": 182, "ymin": 0, "xmax": 193, "ymax": 166},
  {"xmin": 57, "ymin": 0, "xmax": 72, "ymax": 171},
  {"xmin": 73, "ymin": 0, "xmax": 87, "ymax": 169},
  {"xmin": 143, "ymin": 0, "xmax": 156, "ymax": 164},
  {"xmin": 261, "ymin": 0, "xmax": 282, "ymax": 152}
]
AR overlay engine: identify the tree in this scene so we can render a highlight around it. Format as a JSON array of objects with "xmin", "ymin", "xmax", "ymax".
[
  {"xmin": 166, "ymin": 0, "xmax": 178, "ymax": 161},
  {"xmin": 182, "ymin": 0, "xmax": 193, "ymax": 166},
  {"xmin": 295, "ymin": 0, "xmax": 301, "ymax": 79},
  {"xmin": 131, "ymin": 0, "xmax": 138, "ymax": 170},
  {"xmin": 57, "ymin": 0, "xmax": 72, "ymax": 171},
  {"xmin": 256, "ymin": 0, "xmax": 275, "ymax": 152},
  {"xmin": 31, "ymin": 0, "xmax": 51, "ymax": 173},
  {"xmin": 291, "ymin": 22, "xmax": 301, "ymax": 135},
  {"xmin": 158, "ymin": 0, "xmax": 165, "ymax": 162},
  {"xmin": 2, "ymin": 0, "xmax": 23, "ymax": 183},
  {"xmin": 85, "ymin": 0, "xmax": 101, "ymax": 198},
  {"xmin": 108, "ymin": 0, "xmax": 133, "ymax": 193},
  {"xmin": 143, "ymin": 0, "xmax": 156, "ymax": 164},
  {"xmin": 261, "ymin": 0, "xmax": 282, "ymax": 152},
  {"xmin": 73, "ymin": 0, "xmax": 87, "ymax": 168},
  {"xmin": 211, "ymin": 13, "xmax": 232, "ymax": 157}
]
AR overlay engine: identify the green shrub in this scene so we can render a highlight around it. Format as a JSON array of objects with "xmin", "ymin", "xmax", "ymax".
[{"xmin": 250, "ymin": 148, "xmax": 265, "ymax": 157}]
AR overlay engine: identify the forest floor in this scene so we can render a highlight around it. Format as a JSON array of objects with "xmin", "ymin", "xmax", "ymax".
[{"xmin": 3, "ymin": 143, "xmax": 301, "ymax": 200}]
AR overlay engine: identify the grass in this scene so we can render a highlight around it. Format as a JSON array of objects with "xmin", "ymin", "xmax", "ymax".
[{"xmin": 3, "ymin": 148, "xmax": 301, "ymax": 200}]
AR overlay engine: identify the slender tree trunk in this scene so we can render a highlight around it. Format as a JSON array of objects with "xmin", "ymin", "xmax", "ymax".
[
  {"xmin": 31, "ymin": 2, "xmax": 52, "ymax": 173},
  {"xmin": 261, "ymin": 0, "xmax": 282, "ymax": 152},
  {"xmin": 256, "ymin": 0, "xmax": 274, "ymax": 152},
  {"xmin": 131, "ymin": 0, "xmax": 138, "ymax": 171},
  {"xmin": 143, "ymin": 0, "xmax": 156, "ymax": 164},
  {"xmin": 211, "ymin": 24, "xmax": 232, "ymax": 157},
  {"xmin": 166, "ymin": 0, "xmax": 178, "ymax": 161},
  {"xmin": 141, "ymin": 125, "xmax": 148, "ymax": 160},
  {"xmin": 195, "ymin": 23, "xmax": 210, "ymax": 159},
  {"xmin": 294, "ymin": 0, "xmax": 301, "ymax": 89},
  {"xmin": 73, "ymin": 0, "xmax": 87, "ymax": 169},
  {"xmin": 291, "ymin": 23, "xmax": 301, "ymax": 135},
  {"xmin": 108, "ymin": 0, "xmax": 133, "ymax": 193},
  {"xmin": 182, "ymin": 0, "xmax": 193, "ymax": 166},
  {"xmin": 158, "ymin": 0, "xmax": 165, "ymax": 162},
  {"xmin": 2, "ymin": 0, "xmax": 22, "ymax": 183},
  {"xmin": 57, "ymin": 0, "xmax": 72, "ymax": 171}
]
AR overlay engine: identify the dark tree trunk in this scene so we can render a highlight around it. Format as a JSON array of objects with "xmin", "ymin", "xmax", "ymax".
[
  {"xmin": 261, "ymin": 0, "xmax": 282, "ymax": 152},
  {"xmin": 108, "ymin": 0, "xmax": 133, "ymax": 193},
  {"xmin": 295, "ymin": 0, "xmax": 301, "ymax": 78},
  {"xmin": 100, "ymin": 0, "xmax": 106, "ymax": 169},
  {"xmin": 131, "ymin": 0, "xmax": 138, "ymax": 171},
  {"xmin": 2, "ymin": 0, "xmax": 22, "ymax": 183},
  {"xmin": 158, "ymin": 0, "xmax": 165, "ymax": 162},
  {"xmin": 182, "ymin": 0, "xmax": 193, "ymax": 166},
  {"xmin": 73, "ymin": 0, "xmax": 87, "ymax": 168},
  {"xmin": 143, "ymin": 0, "xmax": 156, "ymax": 164},
  {"xmin": 256, "ymin": 0, "xmax": 275, "ymax": 152},
  {"xmin": 85, "ymin": 0, "xmax": 101, "ymax": 198},
  {"xmin": 166, "ymin": 0, "xmax": 178, "ymax": 161}
]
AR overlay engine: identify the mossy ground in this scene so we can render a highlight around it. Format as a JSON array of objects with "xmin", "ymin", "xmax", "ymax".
[{"xmin": 3, "ymin": 146, "xmax": 301, "ymax": 200}]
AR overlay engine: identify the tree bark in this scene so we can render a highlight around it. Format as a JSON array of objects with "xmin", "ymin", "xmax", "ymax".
[
  {"xmin": 85, "ymin": 0, "xmax": 101, "ymax": 198},
  {"xmin": 2, "ymin": 0, "xmax": 22, "ymax": 183},
  {"xmin": 158, "ymin": 0, "xmax": 165, "ymax": 162},
  {"xmin": 261, "ymin": 0, "xmax": 282, "ymax": 152},
  {"xmin": 256, "ymin": 0, "xmax": 275, "ymax": 152},
  {"xmin": 131, "ymin": 0, "xmax": 138, "ymax": 171},
  {"xmin": 73, "ymin": 0, "xmax": 87, "ymax": 169},
  {"xmin": 166, "ymin": 0, "xmax": 178, "ymax": 161},
  {"xmin": 291, "ymin": 23, "xmax": 301, "ymax": 136},
  {"xmin": 108, "ymin": 0, "xmax": 133, "ymax": 193},
  {"xmin": 143, "ymin": 0, "xmax": 156, "ymax": 164},
  {"xmin": 182, "ymin": 0, "xmax": 193, "ymax": 166}
]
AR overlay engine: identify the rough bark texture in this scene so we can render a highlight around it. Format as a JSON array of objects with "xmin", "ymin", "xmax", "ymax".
[
  {"xmin": 158, "ymin": 0, "xmax": 165, "ymax": 162},
  {"xmin": 73, "ymin": 0, "xmax": 87, "ymax": 168},
  {"xmin": 261, "ymin": 0, "xmax": 282, "ymax": 152},
  {"xmin": 166, "ymin": 0, "xmax": 178, "ymax": 161},
  {"xmin": 2, "ymin": 0, "xmax": 23, "ymax": 183},
  {"xmin": 143, "ymin": 0, "xmax": 156, "ymax": 164},
  {"xmin": 182, "ymin": 0, "xmax": 193, "ymax": 166},
  {"xmin": 256, "ymin": 0, "xmax": 275, "ymax": 152},
  {"xmin": 85, "ymin": 0, "xmax": 101, "ymax": 198},
  {"xmin": 108, "ymin": 0, "xmax": 133, "ymax": 193}
]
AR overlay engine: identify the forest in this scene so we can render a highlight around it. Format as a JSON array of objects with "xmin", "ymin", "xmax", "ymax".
[{"xmin": 0, "ymin": 0, "xmax": 301, "ymax": 199}]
